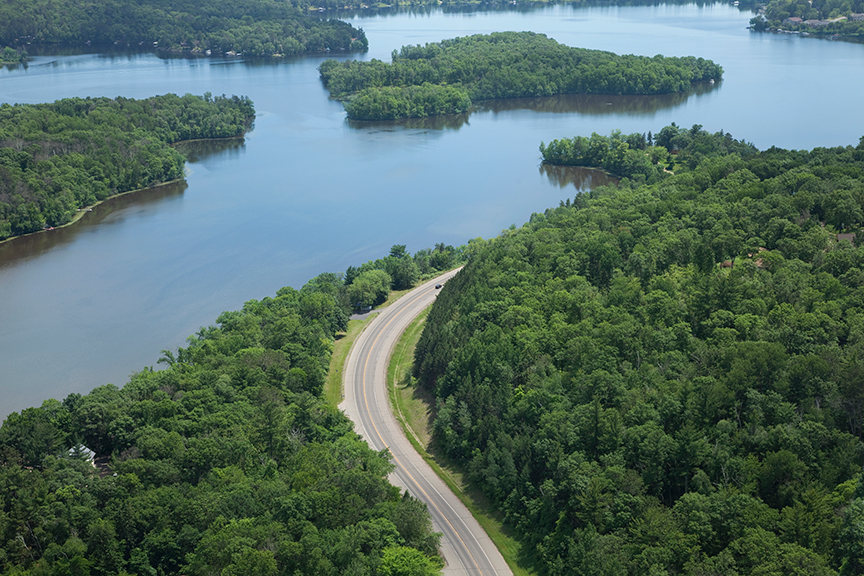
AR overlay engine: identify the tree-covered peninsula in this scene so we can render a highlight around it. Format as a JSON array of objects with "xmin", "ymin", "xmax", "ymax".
[
  {"xmin": 0, "ymin": 93, "xmax": 254, "ymax": 241},
  {"xmin": 540, "ymin": 123, "xmax": 759, "ymax": 184},
  {"xmin": 0, "ymin": 0, "xmax": 367, "ymax": 57},
  {"xmin": 0, "ymin": 257, "xmax": 445, "ymax": 575},
  {"xmin": 415, "ymin": 130, "xmax": 864, "ymax": 575},
  {"xmin": 319, "ymin": 32, "xmax": 722, "ymax": 120}
]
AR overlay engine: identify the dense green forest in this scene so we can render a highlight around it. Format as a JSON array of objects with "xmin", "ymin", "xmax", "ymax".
[
  {"xmin": 312, "ymin": 242, "xmax": 469, "ymax": 310},
  {"xmin": 319, "ymin": 32, "xmax": 722, "ymax": 120},
  {"xmin": 0, "ymin": 93, "xmax": 254, "ymax": 241},
  {"xmin": 415, "ymin": 128, "xmax": 864, "ymax": 575},
  {"xmin": 750, "ymin": 0, "xmax": 864, "ymax": 36},
  {"xmin": 0, "ymin": 244, "xmax": 465, "ymax": 576},
  {"xmin": 0, "ymin": 46, "xmax": 25, "ymax": 64},
  {"xmin": 0, "ymin": 0, "xmax": 367, "ymax": 57},
  {"xmin": 540, "ymin": 123, "xmax": 758, "ymax": 184}
]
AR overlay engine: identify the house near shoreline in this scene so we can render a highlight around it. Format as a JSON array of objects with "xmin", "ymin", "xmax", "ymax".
[
  {"xmin": 784, "ymin": 16, "xmax": 803, "ymax": 25},
  {"xmin": 803, "ymin": 17, "xmax": 847, "ymax": 27},
  {"xmin": 837, "ymin": 233, "xmax": 856, "ymax": 246}
]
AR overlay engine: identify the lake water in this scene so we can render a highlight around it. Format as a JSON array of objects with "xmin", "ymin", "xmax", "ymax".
[{"xmin": 2, "ymin": 3, "xmax": 864, "ymax": 420}]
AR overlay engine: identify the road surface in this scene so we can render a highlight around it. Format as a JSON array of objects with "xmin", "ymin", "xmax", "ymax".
[{"xmin": 341, "ymin": 270, "xmax": 512, "ymax": 576}]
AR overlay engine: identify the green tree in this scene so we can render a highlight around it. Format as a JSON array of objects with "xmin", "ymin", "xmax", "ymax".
[
  {"xmin": 348, "ymin": 269, "xmax": 392, "ymax": 307},
  {"xmin": 378, "ymin": 546, "xmax": 443, "ymax": 576}
]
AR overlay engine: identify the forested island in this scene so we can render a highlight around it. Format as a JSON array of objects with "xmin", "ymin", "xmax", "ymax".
[
  {"xmin": 750, "ymin": 0, "xmax": 864, "ymax": 38},
  {"xmin": 415, "ymin": 129, "xmax": 864, "ymax": 575},
  {"xmin": 0, "ymin": 0, "xmax": 367, "ymax": 57},
  {"xmin": 0, "ymin": 93, "xmax": 254, "ymax": 241},
  {"xmin": 0, "ymin": 243, "xmax": 468, "ymax": 575},
  {"xmin": 319, "ymin": 32, "xmax": 722, "ymax": 120}
]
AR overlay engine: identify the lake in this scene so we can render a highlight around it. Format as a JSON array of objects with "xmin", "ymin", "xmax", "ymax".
[{"xmin": 2, "ymin": 3, "xmax": 864, "ymax": 420}]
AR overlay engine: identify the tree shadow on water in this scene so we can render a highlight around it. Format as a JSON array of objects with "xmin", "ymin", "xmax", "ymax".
[
  {"xmin": 346, "ymin": 112, "xmax": 471, "ymax": 132},
  {"xmin": 540, "ymin": 163, "xmax": 620, "ymax": 194},
  {"xmin": 343, "ymin": 81, "xmax": 720, "ymax": 133},
  {"xmin": 174, "ymin": 137, "xmax": 247, "ymax": 163},
  {"xmin": 0, "ymin": 180, "xmax": 189, "ymax": 268},
  {"xmin": 477, "ymin": 81, "xmax": 720, "ymax": 117}
]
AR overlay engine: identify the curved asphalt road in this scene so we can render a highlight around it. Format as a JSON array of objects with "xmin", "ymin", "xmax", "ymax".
[{"xmin": 341, "ymin": 270, "xmax": 511, "ymax": 576}]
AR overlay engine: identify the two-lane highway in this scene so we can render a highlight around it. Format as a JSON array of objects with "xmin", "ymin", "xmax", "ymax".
[{"xmin": 341, "ymin": 270, "xmax": 511, "ymax": 576}]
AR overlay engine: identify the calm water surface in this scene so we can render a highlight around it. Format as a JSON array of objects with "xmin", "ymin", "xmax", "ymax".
[{"xmin": 2, "ymin": 3, "xmax": 864, "ymax": 420}]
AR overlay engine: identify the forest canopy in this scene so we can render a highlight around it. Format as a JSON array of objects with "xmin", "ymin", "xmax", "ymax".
[
  {"xmin": 0, "ymin": 93, "xmax": 254, "ymax": 240},
  {"xmin": 0, "ymin": 46, "xmax": 25, "ymax": 64},
  {"xmin": 540, "ymin": 123, "xmax": 759, "ymax": 184},
  {"xmin": 319, "ymin": 32, "xmax": 723, "ymax": 120},
  {"xmin": 0, "ymin": 0, "xmax": 367, "ymax": 56},
  {"xmin": 415, "ymin": 129, "xmax": 864, "ymax": 576},
  {"xmin": 0, "ymin": 249, "xmax": 448, "ymax": 576}
]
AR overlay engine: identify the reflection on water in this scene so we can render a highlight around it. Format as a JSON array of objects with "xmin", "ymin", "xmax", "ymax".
[
  {"xmin": 344, "ymin": 82, "xmax": 718, "ymax": 132},
  {"xmin": 330, "ymin": 1, "xmax": 728, "ymax": 20},
  {"xmin": 346, "ymin": 113, "xmax": 471, "ymax": 131},
  {"xmin": 17, "ymin": 44, "xmax": 154, "ymax": 65},
  {"xmin": 540, "ymin": 164, "xmax": 619, "ymax": 193},
  {"xmin": 23, "ymin": 44, "xmax": 151, "ymax": 57},
  {"xmin": 330, "ymin": 4, "xmax": 542, "ymax": 19},
  {"xmin": 14, "ymin": 44, "xmax": 324, "ymax": 70},
  {"xmin": 0, "ymin": 180, "xmax": 189, "ymax": 269},
  {"xmin": 175, "ymin": 137, "xmax": 247, "ymax": 163},
  {"xmin": 0, "ymin": 139, "xmax": 246, "ymax": 267},
  {"xmin": 478, "ymin": 81, "xmax": 720, "ymax": 117}
]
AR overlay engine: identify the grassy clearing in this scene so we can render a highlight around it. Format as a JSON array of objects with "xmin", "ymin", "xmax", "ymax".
[
  {"xmin": 387, "ymin": 308, "xmax": 435, "ymax": 447},
  {"xmin": 325, "ymin": 315, "xmax": 372, "ymax": 407},
  {"xmin": 386, "ymin": 310, "xmax": 535, "ymax": 576},
  {"xmin": 324, "ymin": 286, "xmax": 416, "ymax": 408}
]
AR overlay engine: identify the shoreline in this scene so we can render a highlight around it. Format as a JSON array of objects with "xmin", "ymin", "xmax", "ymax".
[
  {"xmin": 0, "ymin": 134, "xmax": 246, "ymax": 246},
  {"xmin": 0, "ymin": 177, "xmax": 185, "ymax": 246},
  {"xmin": 170, "ymin": 134, "xmax": 245, "ymax": 147}
]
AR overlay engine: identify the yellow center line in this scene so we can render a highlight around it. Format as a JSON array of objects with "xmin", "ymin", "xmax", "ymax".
[{"xmin": 359, "ymin": 277, "xmax": 485, "ymax": 576}]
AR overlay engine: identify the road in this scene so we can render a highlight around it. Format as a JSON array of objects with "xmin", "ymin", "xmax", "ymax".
[{"xmin": 341, "ymin": 270, "xmax": 512, "ymax": 576}]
